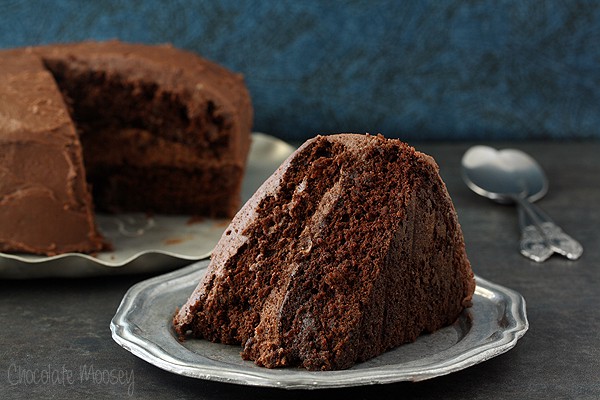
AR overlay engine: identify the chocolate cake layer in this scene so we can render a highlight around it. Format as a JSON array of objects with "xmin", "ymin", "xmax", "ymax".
[{"xmin": 174, "ymin": 133, "xmax": 475, "ymax": 371}]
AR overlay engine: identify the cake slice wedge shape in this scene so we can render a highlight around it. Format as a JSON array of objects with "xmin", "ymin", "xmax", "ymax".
[{"xmin": 174, "ymin": 133, "xmax": 476, "ymax": 370}]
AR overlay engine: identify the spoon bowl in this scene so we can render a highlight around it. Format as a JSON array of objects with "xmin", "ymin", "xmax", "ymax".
[
  {"xmin": 461, "ymin": 146, "xmax": 548, "ymax": 203},
  {"xmin": 461, "ymin": 145, "xmax": 582, "ymax": 262}
]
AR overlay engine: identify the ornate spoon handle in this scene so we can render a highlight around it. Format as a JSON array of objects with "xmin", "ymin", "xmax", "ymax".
[
  {"xmin": 518, "ymin": 204, "xmax": 553, "ymax": 262},
  {"xmin": 515, "ymin": 197, "xmax": 583, "ymax": 261}
]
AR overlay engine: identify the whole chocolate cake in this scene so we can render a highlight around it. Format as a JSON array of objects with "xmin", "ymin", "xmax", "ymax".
[
  {"xmin": 0, "ymin": 41, "xmax": 252, "ymax": 255},
  {"xmin": 173, "ymin": 133, "xmax": 476, "ymax": 371}
]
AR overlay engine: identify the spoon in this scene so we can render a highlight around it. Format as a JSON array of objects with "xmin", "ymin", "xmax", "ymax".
[{"xmin": 461, "ymin": 145, "xmax": 583, "ymax": 262}]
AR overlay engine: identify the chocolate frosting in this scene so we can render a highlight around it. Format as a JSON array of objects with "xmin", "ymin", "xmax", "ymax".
[{"xmin": 0, "ymin": 53, "xmax": 104, "ymax": 254}]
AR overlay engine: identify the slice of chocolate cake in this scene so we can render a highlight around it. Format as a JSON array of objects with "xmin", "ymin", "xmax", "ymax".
[{"xmin": 173, "ymin": 133, "xmax": 476, "ymax": 371}]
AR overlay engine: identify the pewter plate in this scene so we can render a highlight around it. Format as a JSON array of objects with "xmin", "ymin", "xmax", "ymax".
[
  {"xmin": 110, "ymin": 261, "xmax": 528, "ymax": 389},
  {"xmin": 0, "ymin": 133, "xmax": 295, "ymax": 278}
]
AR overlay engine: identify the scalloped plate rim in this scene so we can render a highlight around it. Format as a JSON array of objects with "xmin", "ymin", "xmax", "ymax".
[{"xmin": 110, "ymin": 261, "xmax": 529, "ymax": 389}]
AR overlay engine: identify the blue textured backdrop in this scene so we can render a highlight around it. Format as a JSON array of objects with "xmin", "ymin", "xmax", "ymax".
[{"xmin": 1, "ymin": 0, "xmax": 599, "ymax": 141}]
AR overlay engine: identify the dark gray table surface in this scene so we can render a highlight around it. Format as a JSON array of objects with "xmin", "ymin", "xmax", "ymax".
[{"xmin": 1, "ymin": 142, "xmax": 599, "ymax": 399}]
